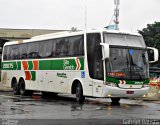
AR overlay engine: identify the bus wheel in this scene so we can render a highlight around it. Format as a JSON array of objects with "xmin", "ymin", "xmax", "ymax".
[
  {"xmin": 111, "ymin": 97, "xmax": 120, "ymax": 104},
  {"xmin": 76, "ymin": 83, "xmax": 85, "ymax": 103},
  {"xmin": 12, "ymin": 80, "xmax": 20, "ymax": 95},
  {"xmin": 19, "ymin": 79, "xmax": 33, "ymax": 96}
]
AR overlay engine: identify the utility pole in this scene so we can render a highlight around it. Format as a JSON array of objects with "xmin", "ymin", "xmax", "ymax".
[{"xmin": 114, "ymin": 0, "xmax": 120, "ymax": 30}]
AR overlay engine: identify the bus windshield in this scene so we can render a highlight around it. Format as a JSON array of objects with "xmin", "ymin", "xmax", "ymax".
[
  {"xmin": 104, "ymin": 33, "xmax": 149, "ymax": 80},
  {"xmin": 106, "ymin": 47, "xmax": 149, "ymax": 80}
]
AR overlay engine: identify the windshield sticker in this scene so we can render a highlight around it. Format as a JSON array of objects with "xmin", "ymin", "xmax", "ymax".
[
  {"xmin": 129, "ymin": 49, "xmax": 135, "ymax": 55},
  {"xmin": 108, "ymin": 72, "xmax": 125, "ymax": 77}
]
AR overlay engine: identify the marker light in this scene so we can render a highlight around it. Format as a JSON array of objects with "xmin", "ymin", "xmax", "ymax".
[
  {"xmin": 142, "ymin": 84, "xmax": 149, "ymax": 88},
  {"xmin": 106, "ymin": 82, "xmax": 118, "ymax": 87}
]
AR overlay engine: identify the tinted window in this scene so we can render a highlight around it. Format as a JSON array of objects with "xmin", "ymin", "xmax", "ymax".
[
  {"xmin": 10, "ymin": 45, "xmax": 19, "ymax": 60},
  {"xmin": 55, "ymin": 38, "xmax": 68, "ymax": 57},
  {"xmin": 3, "ymin": 46, "xmax": 9, "ymax": 60},
  {"xmin": 52, "ymin": 40, "xmax": 56, "ymax": 57},
  {"xmin": 39, "ymin": 40, "xmax": 52, "ymax": 58},
  {"xmin": 19, "ymin": 44, "xmax": 28, "ymax": 59},
  {"xmin": 87, "ymin": 33, "xmax": 103, "ymax": 80},
  {"xmin": 6, "ymin": 46, "xmax": 11, "ymax": 60},
  {"xmin": 79, "ymin": 36, "xmax": 84, "ymax": 55},
  {"xmin": 27, "ymin": 42, "xmax": 39, "ymax": 58},
  {"xmin": 68, "ymin": 35, "xmax": 84, "ymax": 56}
]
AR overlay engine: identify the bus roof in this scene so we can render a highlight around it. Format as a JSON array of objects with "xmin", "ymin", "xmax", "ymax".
[{"xmin": 3, "ymin": 29, "xmax": 142, "ymax": 46}]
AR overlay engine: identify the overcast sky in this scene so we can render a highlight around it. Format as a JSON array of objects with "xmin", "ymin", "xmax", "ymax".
[{"xmin": 0, "ymin": 0, "xmax": 160, "ymax": 32}]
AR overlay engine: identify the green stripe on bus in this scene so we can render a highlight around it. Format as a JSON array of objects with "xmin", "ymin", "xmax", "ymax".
[
  {"xmin": 30, "ymin": 71, "xmax": 36, "ymax": 81},
  {"xmin": 1, "ymin": 57, "xmax": 84, "ymax": 71},
  {"xmin": 79, "ymin": 58, "xmax": 84, "ymax": 70},
  {"xmin": 39, "ymin": 60, "xmax": 63, "ymax": 70},
  {"xmin": 28, "ymin": 61, "xmax": 33, "ymax": 70},
  {"xmin": 39, "ymin": 58, "xmax": 84, "ymax": 70},
  {"xmin": 17, "ymin": 61, "xmax": 21, "ymax": 70},
  {"xmin": 106, "ymin": 77, "xmax": 149, "ymax": 85}
]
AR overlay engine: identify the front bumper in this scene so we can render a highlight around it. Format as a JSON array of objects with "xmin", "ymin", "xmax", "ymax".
[{"xmin": 103, "ymin": 85, "xmax": 149, "ymax": 98}]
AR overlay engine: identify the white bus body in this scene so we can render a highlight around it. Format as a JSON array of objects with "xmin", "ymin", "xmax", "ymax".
[{"xmin": 1, "ymin": 30, "xmax": 155, "ymax": 103}]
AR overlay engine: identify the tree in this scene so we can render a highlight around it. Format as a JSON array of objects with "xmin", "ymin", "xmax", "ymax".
[
  {"xmin": 138, "ymin": 22, "xmax": 160, "ymax": 67},
  {"xmin": 138, "ymin": 21, "xmax": 160, "ymax": 50}
]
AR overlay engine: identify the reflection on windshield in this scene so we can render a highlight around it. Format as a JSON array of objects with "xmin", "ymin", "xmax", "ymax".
[{"xmin": 107, "ymin": 47, "xmax": 149, "ymax": 80}]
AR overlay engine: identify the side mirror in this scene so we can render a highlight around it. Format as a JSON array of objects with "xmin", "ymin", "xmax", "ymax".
[
  {"xmin": 147, "ymin": 47, "xmax": 159, "ymax": 63},
  {"xmin": 100, "ymin": 43, "xmax": 109, "ymax": 60}
]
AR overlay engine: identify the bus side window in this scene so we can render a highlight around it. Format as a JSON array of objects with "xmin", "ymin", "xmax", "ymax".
[
  {"xmin": 55, "ymin": 38, "xmax": 68, "ymax": 57},
  {"xmin": 3, "ymin": 46, "xmax": 9, "ymax": 60},
  {"xmin": 6, "ymin": 46, "xmax": 11, "ymax": 60},
  {"xmin": 68, "ymin": 35, "xmax": 84, "ymax": 56},
  {"xmin": 39, "ymin": 40, "xmax": 52, "ymax": 58},
  {"xmin": 10, "ymin": 45, "xmax": 19, "ymax": 60},
  {"xmin": 56, "ymin": 39, "xmax": 63, "ymax": 56},
  {"xmin": 27, "ymin": 42, "xmax": 39, "ymax": 59},
  {"xmin": 68, "ymin": 36, "xmax": 79, "ymax": 56},
  {"xmin": 79, "ymin": 36, "xmax": 84, "ymax": 56},
  {"xmin": 19, "ymin": 44, "xmax": 28, "ymax": 59},
  {"xmin": 52, "ymin": 40, "xmax": 56, "ymax": 57}
]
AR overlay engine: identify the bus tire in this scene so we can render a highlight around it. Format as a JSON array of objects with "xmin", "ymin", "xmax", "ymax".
[
  {"xmin": 76, "ymin": 83, "xmax": 85, "ymax": 103},
  {"xmin": 12, "ymin": 79, "xmax": 20, "ymax": 95},
  {"xmin": 111, "ymin": 97, "xmax": 120, "ymax": 103},
  {"xmin": 19, "ymin": 79, "xmax": 33, "ymax": 96}
]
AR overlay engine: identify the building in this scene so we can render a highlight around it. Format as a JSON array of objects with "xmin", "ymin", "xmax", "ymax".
[{"xmin": 0, "ymin": 28, "xmax": 68, "ymax": 49}]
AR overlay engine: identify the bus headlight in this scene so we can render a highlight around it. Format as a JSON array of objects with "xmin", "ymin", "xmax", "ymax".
[
  {"xmin": 106, "ymin": 82, "xmax": 118, "ymax": 87},
  {"xmin": 142, "ymin": 84, "xmax": 149, "ymax": 88},
  {"xmin": 142, "ymin": 94, "xmax": 147, "ymax": 97}
]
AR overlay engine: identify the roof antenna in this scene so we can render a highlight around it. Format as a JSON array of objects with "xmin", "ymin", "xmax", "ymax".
[{"xmin": 85, "ymin": 6, "xmax": 87, "ymax": 30}]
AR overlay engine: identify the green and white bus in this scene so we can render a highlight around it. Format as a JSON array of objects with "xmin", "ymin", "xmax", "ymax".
[{"xmin": 1, "ymin": 30, "xmax": 158, "ymax": 103}]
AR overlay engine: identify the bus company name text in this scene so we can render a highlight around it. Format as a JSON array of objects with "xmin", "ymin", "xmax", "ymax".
[{"xmin": 63, "ymin": 59, "xmax": 75, "ymax": 70}]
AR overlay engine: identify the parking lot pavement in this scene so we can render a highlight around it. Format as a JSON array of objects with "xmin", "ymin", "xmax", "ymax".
[{"xmin": 0, "ymin": 85, "xmax": 12, "ymax": 92}]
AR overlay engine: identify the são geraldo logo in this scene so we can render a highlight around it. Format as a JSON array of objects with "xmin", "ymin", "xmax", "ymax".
[
  {"xmin": 63, "ymin": 58, "xmax": 81, "ymax": 70},
  {"xmin": 63, "ymin": 59, "xmax": 75, "ymax": 70}
]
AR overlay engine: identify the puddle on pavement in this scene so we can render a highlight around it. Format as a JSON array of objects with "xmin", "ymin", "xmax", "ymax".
[
  {"xmin": 12, "ymin": 98, "xmax": 21, "ymax": 102},
  {"xmin": 1, "ymin": 93, "xmax": 151, "ymax": 114},
  {"xmin": 95, "ymin": 103, "xmax": 148, "ymax": 111},
  {"xmin": 16, "ymin": 103, "xmax": 36, "ymax": 106},
  {"xmin": 71, "ymin": 104, "xmax": 84, "ymax": 111}
]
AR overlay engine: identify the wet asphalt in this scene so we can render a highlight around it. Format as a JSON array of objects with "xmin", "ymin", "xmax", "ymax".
[{"xmin": 0, "ymin": 92, "xmax": 160, "ymax": 125}]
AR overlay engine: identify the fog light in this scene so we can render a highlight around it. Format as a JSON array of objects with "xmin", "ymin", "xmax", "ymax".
[
  {"xmin": 143, "ymin": 94, "xmax": 147, "ymax": 97},
  {"xmin": 108, "ymin": 94, "xmax": 112, "ymax": 97}
]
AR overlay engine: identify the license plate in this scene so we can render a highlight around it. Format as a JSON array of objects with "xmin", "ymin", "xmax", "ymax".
[{"xmin": 126, "ymin": 91, "xmax": 134, "ymax": 94}]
